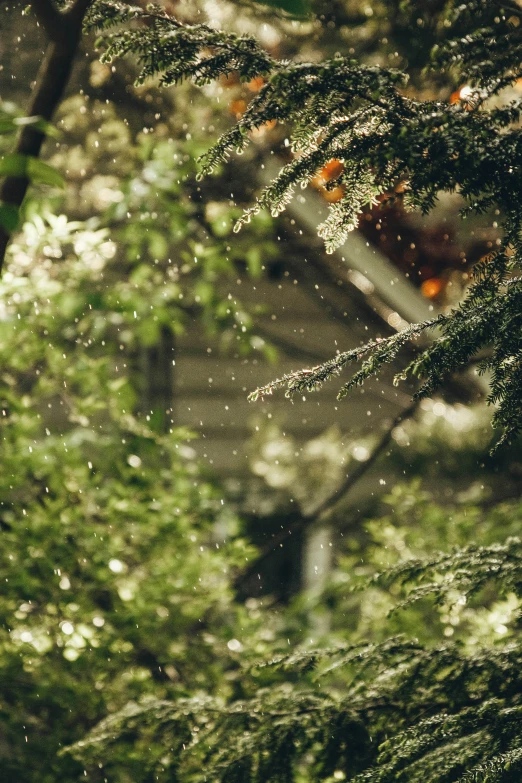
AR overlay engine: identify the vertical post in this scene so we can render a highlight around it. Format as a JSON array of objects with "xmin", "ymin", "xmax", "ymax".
[
  {"xmin": 302, "ymin": 522, "xmax": 332, "ymax": 636},
  {"xmin": 142, "ymin": 326, "xmax": 175, "ymax": 433}
]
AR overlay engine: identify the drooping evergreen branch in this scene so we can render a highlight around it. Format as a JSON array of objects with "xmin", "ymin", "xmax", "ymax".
[
  {"xmin": 88, "ymin": 1, "xmax": 522, "ymax": 249},
  {"xmin": 85, "ymin": 1, "xmax": 276, "ymax": 83},
  {"xmin": 70, "ymin": 510, "xmax": 522, "ymax": 781},
  {"xmin": 247, "ymin": 317, "xmax": 440, "ymax": 401},
  {"xmin": 372, "ymin": 536, "xmax": 522, "ymax": 613},
  {"xmin": 70, "ymin": 627, "xmax": 522, "ymax": 782},
  {"xmin": 247, "ymin": 248, "xmax": 522, "ymax": 451},
  {"xmin": 86, "ymin": 0, "xmax": 522, "ymax": 447}
]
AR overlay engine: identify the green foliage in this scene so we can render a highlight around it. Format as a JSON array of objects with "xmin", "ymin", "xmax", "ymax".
[
  {"xmin": 65, "ymin": 418, "xmax": 522, "ymax": 782},
  {"xmin": 71, "ymin": 536, "xmax": 522, "ymax": 783},
  {"xmin": 233, "ymin": 0, "xmax": 311, "ymax": 17},
  {"xmin": 99, "ymin": 133, "xmax": 278, "ymax": 356},
  {"xmin": 70, "ymin": 630, "xmax": 522, "ymax": 783},
  {"xmin": 86, "ymin": 0, "xmax": 522, "ymax": 448},
  {"xmin": 0, "ymin": 202, "xmax": 281, "ymax": 781},
  {"xmin": 0, "ymin": 85, "xmax": 298, "ymax": 775},
  {"xmin": 46, "ymin": 93, "xmax": 280, "ymax": 363},
  {"xmin": 85, "ymin": 2, "xmax": 275, "ymax": 85},
  {"xmin": 3, "ymin": 2, "xmax": 522, "ymax": 781},
  {"xmin": 0, "ymin": 107, "xmax": 57, "ymax": 138},
  {"xmin": 373, "ymin": 537, "xmax": 522, "ymax": 613}
]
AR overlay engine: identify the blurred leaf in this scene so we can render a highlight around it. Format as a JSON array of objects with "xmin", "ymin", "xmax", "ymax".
[
  {"xmin": 0, "ymin": 116, "xmax": 18, "ymax": 135},
  {"xmin": 246, "ymin": 246, "xmax": 262, "ymax": 278},
  {"xmin": 0, "ymin": 152, "xmax": 29, "ymax": 177},
  {"xmin": 0, "ymin": 202, "xmax": 20, "ymax": 233},
  {"xmin": 245, "ymin": 0, "xmax": 311, "ymax": 16},
  {"xmin": 0, "ymin": 153, "xmax": 64, "ymax": 188},
  {"xmin": 0, "ymin": 113, "xmax": 58, "ymax": 136},
  {"xmin": 14, "ymin": 115, "xmax": 59, "ymax": 137},
  {"xmin": 137, "ymin": 318, "xmax": 161, "ymax": 346},
  {"xmin": 147, "ymin": 230, "xmax": 168, "ymax": 259},
  {"xmin": 27, "ymin": 157, "xmax": 65, "ymax": 188}
]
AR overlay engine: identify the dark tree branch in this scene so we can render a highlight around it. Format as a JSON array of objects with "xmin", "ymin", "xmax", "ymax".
[
  {"xmin": 235, "ymin": 400, "xmax": 419, "ymax": 590},
  {"xmin": 64, "ymin": 0, "xmax": 97, "ymax": 27},
  {"xmin": 30, "ymin": 0, "xmax": 64, "ymax": 41},
  {"xmin": 307, "ymin": 400, "xmax": 419, "ymax": 522},
  {"xmin": 0, "ymin": 0, "xmax": 93, "ymax": 273}
]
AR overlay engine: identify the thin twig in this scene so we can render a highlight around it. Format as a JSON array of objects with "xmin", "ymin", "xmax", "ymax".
[{"xmin": 234, "ymin": 400, "xmax": 419, "ymax": 589}]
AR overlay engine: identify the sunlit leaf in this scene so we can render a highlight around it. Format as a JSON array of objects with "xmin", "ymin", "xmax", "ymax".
[{"xmin": 14, "ymin": 115, "xmax": 59, "ymax": 137}]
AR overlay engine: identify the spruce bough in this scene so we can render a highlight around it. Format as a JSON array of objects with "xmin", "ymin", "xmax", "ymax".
[
  {"xmin": 70, "ymin": 537, "xmax": 522, "ymax": 782},
  {"xmin": 85, "ymin": 0, "xmax": 522, "ymax": 449}
]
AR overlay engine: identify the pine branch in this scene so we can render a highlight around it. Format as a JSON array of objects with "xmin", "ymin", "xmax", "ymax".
[
  {"xmin": 247, "ymin": 318, "xmax": 440, "ymax": 403},
  {"xmin": 82, "ymin": 0, "xmax": 522, "ymax": 445},
  {"xmin": 69, "ymin": 629, "xmax": 522, "ymax": 782},
  {"xmin": 373, "ymin": 536, "xmax": 522, "ymax": 613}
]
